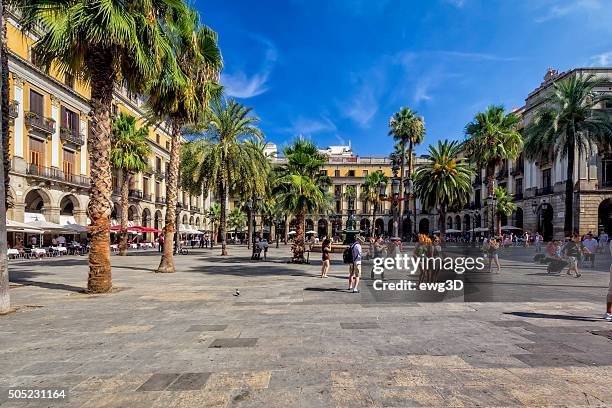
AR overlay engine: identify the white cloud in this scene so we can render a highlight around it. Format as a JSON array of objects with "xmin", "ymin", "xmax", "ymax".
[
  {"xmin": 414, "ymin": 79, "xmax": 433, "ymax": 104},
  {"xmin": 435, "ymin": 51, "xmax": 520, "ymax": 62},
  {"xmin": 285, "ymin": 115, "xmax": 337, "ymax": 135},
  {"xmin": 590, "ymin": 51, "xmax": 612, "ymax": 66},
  {"xmin": 221, "ymin": 36, "xmax": 278, "ymax": 99},
  {"xmin": 535, "ymin": 0, "xmax": 603, "ymax": 23}
]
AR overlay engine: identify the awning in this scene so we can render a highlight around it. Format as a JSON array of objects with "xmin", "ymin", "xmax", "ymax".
[
  {"xmin": 63, "ymin": 222, "xmax": 88, "ymax": 233},
  {"xmin": 6, "ymin": 219, "xmax": 43, "ymax": 233},
  {"xmin": 501, "ymin": 225, "xmax": 523, "ymax": 231},
  {"xmin": 26, "ymin": 220, "xmax": 75, "ymax": 234},
  {"xmin": 179, "ymin": 228, "xmax": 203, "ymax": 235}
]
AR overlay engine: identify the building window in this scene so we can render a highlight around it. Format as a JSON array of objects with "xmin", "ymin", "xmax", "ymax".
[
  {"xmin": 155, "ymin": 181, "xmax": 161, "ymax": 197},
  {"xmin": 156, "ymin": 157, "xmax": 162, "ymax": 172},
  {"xmin": 320, "ymin": 169, "xmax": 328, "ymax": 176},
  {"xmin": 166, "ymin": 141, "xmax": 170, "ymax": 150},
  {"xmin": 156, "ymin": 134, "xmax": 161, "ymax": 144},
  {"xmin": 143, "ymin": 177, "xmax": 150, "ymax": 195},
  {"xmin": 348, "ymin": 170, "xmax": 355, "ymax": 177},
  {"xmin": 64, "ymin": 73, "xmax": 75, "ymax": 89},
  {"xmin": 362, "ymin": 170, "xmax": 368, "ymax": 177},
  {"xmin": 62, "ymin": 149, "xmax": 75, "ymax": 177},
  {"xmin": 29, "ymin": 90, "xmax": 44, "ymax": 116},
  {"xmin": 336, "ymin": 201, "xmax": 341, "ymax": 213},
  {"xmin": 515, "ymin": 178, "xmax": 523, "ymax": 194},
  {"xmin": 602, "ymin": 159, "xmax": 612, "ymax": 186},
  {"xmin": 542, "ymin": 168, "xmax": 552, "ymax": 188},
  {"xmin": 61, "ymin": 106, "xmax": 79, "ymax": 131},
  {"xmin": 474, "ymin": 189, "xmax": 481, "ymax": 208},
  {"xmin": 29, "ymin": 137, "xmax": 44, "ymax": 167},
  {"xmin": 334, "ymin": 169, "xmax": 340, "ymax": 177}
]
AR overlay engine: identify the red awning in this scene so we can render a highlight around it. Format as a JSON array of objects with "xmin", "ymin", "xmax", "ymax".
[
  {"xmin": 139, "ymin": 227, "xmax": 161, "ymax": 233},
  {"xmin": 110, "ymin": 225, "xmax": 143, "ymax": 232}
]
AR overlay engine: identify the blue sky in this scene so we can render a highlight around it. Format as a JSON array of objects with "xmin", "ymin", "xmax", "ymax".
[{"xmin": 197, "ymin": 0, "xmax": 612, "ymax": 156}]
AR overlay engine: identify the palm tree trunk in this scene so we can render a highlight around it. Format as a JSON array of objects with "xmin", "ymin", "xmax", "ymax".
[
  {"xmin": 496, "ymin": 213, "xmax": 501, "ymax": 236},
  {"xmin": 247, "ymin": 206, "xmax": 252, "ymax": 249},
  {"xmin": 293, "ymin": 212, "xmax": 305, "ymax": 261},
  {"xmin": 156, "ymin": 119, "xmax": 181, "ymax": 273},
  {"xmin": 118, "ymin": 170, "xmax": 129, "ymax": 256},
  {"xmin": 87, "ymin": 51, "xmax": 115, "ymax": 293},
  {"xmin": 565, "ymin": 140, "xmax": 575, "ymax": 236},
  {"xmin": 371, "ymin": 206, "xmax": 376, "ymax": 237},
  {"xmin": 220, "ymin": 182, "xmax": 228, "ymax": 256},
  {"xmin": 398, "ymin": 140, "xmax": 406, "ymax": 238},
  {"xmin": 0, "ymin": 0, "xmax": 10, "ymax": 313},
  {"xmin": 1, "ymin": 12, "xmax": 11, "ymax": 211},
  {"xmin": 439, "ymin": 205, "xmax": 446, "ymax": 242},
  {"xmin": 284, "ymin": 214, "xmax": 288, "ymax": 244},
  {"xmin": 210, "ymin": 222, "xmax": 215, "ymax": 248}
]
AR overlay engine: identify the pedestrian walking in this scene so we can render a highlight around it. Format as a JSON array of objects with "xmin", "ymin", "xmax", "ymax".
[
  {"xmin": 488, "ymin": 238, "xmax": 501, "ymax": 273},
  {"xmin": 564, "ymin": 234, "xmax": 584, "ymax": 278},
  {"xmin": 320, "ymin": 238, "xmax": 331, "ymax": 278},
  {"xmin": 535, "ymin": 232, "xmax": 543, "ymax": 253},
  {"xmin": 158, "ymin": 233, "xmax": 164, "ymax": 252},
  {"xmin": 604, "ymin": 263, "xmax": 612, "ymax": 321},
  {"xmin": 582, "ymin": 233, "xmax": 598, "ymax": 269},
  {"xmin": 346, "ymin": 237, "xmax": 363, "ymax": 293},
  {"xmin": 599, "ymin": 231, "xmax": 609, "ymax": 255}
]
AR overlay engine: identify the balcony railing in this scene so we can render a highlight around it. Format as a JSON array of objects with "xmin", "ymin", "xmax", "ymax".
[
  {"xmin": 128, "ymin": 189, "xmax": 143, "ymax": 199},
  {"xmin": 60, "ymin": 127, "xmax": 85, "ymax": 146},
  {"xmin": 535, "ymin": 186, "xmax": 553, "ymax": 196},
  {"xmin": 26, "ymin": 164, "xmax": 90, "ymax": 187},
  {"xmin": 496, "ymin": 169, "xmax": 509, "ymax": 180},
  {"xmin": 9, "ymin": 100, "xmax": 19, "ymax": 119},
  {"xmin": 190, "ymin": 206, "xmax": 200, "ymax": 213},
  {"xmin": 25, "ymin": 111, "xmax": 55, "ymax": 135},
  {"xmin": 510, "ymin": 166, "xmax": 523, "ymax": 176},
  {"xmin": 155, "ymin": 196, "xmax": 166, "ymax": 205},
  {"xmin": 154, "ymin": 170, "xmax": 166, "ymax": 180},
  {"xmin": 143, "ymin": 193, "xmax": 153, "ymax": 202}
]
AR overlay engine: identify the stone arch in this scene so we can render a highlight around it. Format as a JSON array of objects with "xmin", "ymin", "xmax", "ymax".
[
  {"xmin": 463, "ymin": 214, "xmax": 471, "ymax": 231},
  {"xmin": 402, "ymin": 218, "xmax": 411, "ymax": 239},
  {"xmin": 142, "ymin": 208, "xmax": 151, "ymax": 227},
  {"xmin": 305, "ymin": 218, "xmax": 314, "ymax": 232},
  {"xmin": 111, "ymin": 202, "xmax": 121, "ymax": 224},
  {"xmin": 24, "ymin": 188, "xmax": 51, "ymax": 213},
  {"xmin": 387, "ymin": 219, "xmax": 394, "ymax": 236},
  {"xmin": 189, "ymin": 216, "xmax": 194, "ymax": 226},
  {"xmin": 182, "ymin": 214, "xmax": 188, "ymax": 226},
  {"xmin": 598, "ymin": 198, "xmax": 612, "ymax": 235},
  {"xmin": 419, "ymin": 218, "xmax": 430, "ymax": 234},
  {"xmin": 317, "ymin": 219, "xmax": 328, "ymax": 238},
  {"xmin": 154, "ymin": 210, "xmax": 163, "ymax": 231},
  {"xmin": 447, "ymin": 216, "xmax": 453, "ymax": 229},
  {"xmin": 375, "ymin": 218, "xmax": 385, "ymax": 236},
  {"xmin": 475, "ymin": 213, "xmax": 482, "ymax": 228},
  {"xmin": 331, "ymin": 218, "xmax": 342, "ymax": 237},
  {"xmin": 195, "ymin": 217, "xmax": 201, "ymax": 228},
  {"xmin": 360, "ymin": 218, "xmax": 371, "ymax": 236},
  {"xmin": 537, "ymin": 203, "xmax": 554, "ymax": 241},
  {"xmin": 514, "ymin": 207, "xmax": 524, "ymax": 230},
  {"xmin": 59, "ymin": 194, "xmax": 79, "ymax": 216},
  {"xmin": 455, "ymin": 215, "xmax": 461, "ymax": 231}
]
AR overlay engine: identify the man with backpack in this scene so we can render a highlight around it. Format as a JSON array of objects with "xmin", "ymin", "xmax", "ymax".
[{"xmin": 344, "ymin": 236, "xmax": 364, "ymax": 293}]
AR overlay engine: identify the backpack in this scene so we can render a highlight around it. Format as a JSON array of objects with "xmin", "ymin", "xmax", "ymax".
[{"xmin": 343, "ymin": 243, "xmax": 356, "ymax": 264}]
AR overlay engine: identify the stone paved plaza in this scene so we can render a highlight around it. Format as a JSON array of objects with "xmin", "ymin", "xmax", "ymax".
[{"xmin": 1, "ymin": 245, "xmax": 612, "ymax": 407}]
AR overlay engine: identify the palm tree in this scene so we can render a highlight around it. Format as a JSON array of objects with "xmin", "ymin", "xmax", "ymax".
[
  {"xmin": 414, "ymin": 140, "xmax": 474, "ymax": 241},
  {"xmin": 494, "ymin": 187, "xmax": 517, "ymax": 236},
  {"xmin": 463, "ymin": 105, "xmax": 522, "ymax": 199},
  {"xmin": 18, "ymin": 0, "xmax": 185, "ymax": 292},
  {"xmin": 361, "ymin": 170, "xmax": 388, "ymax": 237},
  {"xmin": 147, "ymin": 7, "xmax": 222, "ymax": 272},
  {"xmin": 207, "ymin": 203, "xmax": 221, "ymax": 248},
  {"xmin": 180, "ymin": 99, "xmax": 266, "ymax": 256},
  {"xmin": 274, "ymin": 138, "xmax": 332, "ymax": 262},
  {"xmin": 345, "ymin": 185, "xmax": 356, "ymax": 211},
  {"xmin": 227, "ymin": 207, "xmax": 247, "ymax": 242},
  {"xmin": 389, "ymin": 107, "xmax": 425, "ymax": 237},
  {"xmin": 524, "ymin": 74, "xmax": 612, "ymax": 235},
  {"xmin": 110, "ymin": 113, "xmax": 151, "ymax": 256}
]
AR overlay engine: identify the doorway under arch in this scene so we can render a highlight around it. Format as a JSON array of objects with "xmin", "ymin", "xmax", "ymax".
[
  {"xmin": 317, "ymin": 219, "xmax": 328, "ymax": 238},
  {"xmin": 598, "ymin": 199, "xmax": 612, "ymax": 235},
  {"xmin": 375, "ymin": 218, "xmax": 385, "ymax": 237},
  {"xmin": 537, "ymin": 203, "xmax": 554, "ymax": 241},
  {"xmin": 419, "ymin": 218, "xmax": 430, "ymax": 235}
]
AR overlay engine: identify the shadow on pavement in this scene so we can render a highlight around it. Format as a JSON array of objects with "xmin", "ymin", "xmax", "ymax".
[{"xmin": 505, "ymin": 311, "xmax": 601, "ymax": 322}]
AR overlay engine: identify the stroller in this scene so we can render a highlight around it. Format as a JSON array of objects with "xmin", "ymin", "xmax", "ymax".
[{"xmin": 546, "ymin": 258, "xmax": 568, "ymax": 274}]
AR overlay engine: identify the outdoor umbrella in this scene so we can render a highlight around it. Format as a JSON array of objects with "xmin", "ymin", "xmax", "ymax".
[
  {"xmin": 6, "ymin": 219, "xmax": 43, "ymax": 234},
  {"xmin": 26, "ymin": 220, "xmax": 74, "ymax": 234},
  {"xmin": 64, "ymin": 222, "xmax": 88, "ymax": 233},
  {"xmin": 305, "ymin": 230, "xmax": 317, "ymax": 234},
  {"xmin": 501, "ymin": 225, "xmax": 522, "ymax": 231},
  {"xmin": 472, "ymin": 227, "xmax": 490, "ymax": 233},
  {"xmin": 139, "ymin": 227, "xmax": 161, "ymax": 233},
  {"xmin": 287, "ymin": 231, "xmax": 296, "ymax": 235},
  {"xmin": 433, "ymin": 228, "xmax": 462, "ymax": 234}
]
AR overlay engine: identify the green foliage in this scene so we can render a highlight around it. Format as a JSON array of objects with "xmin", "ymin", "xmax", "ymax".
[
  {"xmin": 361, "ymin": 170, "xmax": 388, "ymax": 211},
  {"xmin": 180, "ymin": 98, "xmax": 268, "ymax": 197},
  {"xmin": 20, "ymin": 0, "xmax": 183, "ymax": 93},
  {"xmin": 207, "ymin": 203, "xmax": 221, "ymax": 223},
  {"xmin": 274, "ymin": 137, "xmax": 333, "ymax": 218},
  {"xmin": 227, "ymin": 207, "xmax": 247, "ymax": 231},
  {"xmin": 494, "ymin": 187, "xmax": 516, "ymax": 216},
  {"xmin": 414, "ymin": 140, "xmax": 474, "ymax": 213},
  {"xmin": 463, "ymin": 105, "xmax": 522, "ymax": 170},
  {"xmin": 110, "ymin": 112, "xmax": 151, "ymax": 174},
  {"xmin": 345, "ymin": 185, "xmax": 356, "ymax": 200},
  {"xmin": 524, "ymin": 73, "xmax": 612, "ymax": 163},
  {"xmin": 388, "ymin": 107, "xmax": 425, "ymax": 146}
]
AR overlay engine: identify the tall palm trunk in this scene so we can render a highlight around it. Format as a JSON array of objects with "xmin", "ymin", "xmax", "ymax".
[
  {"xmin": 565, "ymin": 136, "xmax": 575, "ymax": 236},
  {"xmin": 0, "ymin": 0, "xmax": 10, "ymax": 313},
  {"xmin": 293, "ymin": 212, "xmax": 305, "ymax": 261},
  {"xmin": 438, "ymin": 205, "xmax": 447, "ymax": 242},
  {"xmin": 210, "ymin": 221, "xmax": 215, "ymax": 248},
  {"xmin": 220, "ymin": 181, "xmax": 228, "ymax": 255},
  {"xmin": 246, "ymin": 206, "xmax": 252, "ymax": 249},
  {"xmin": 283, "ymin": 214, "xmax": 288, "ymax": 244},
  {"xmin": 87, "ymin": 51, "xmax": 115, "ymax": 293},
  {"xmin": 118, "ymin": 169, "xmax": 129, "ymax": 256},
  {"xmin": 1, "ymin": 12, "xmax": 10, "ymax": 210},
  {"xmin": 156, "ymin": 119, "xmax": 181, "ymax": 273},
  {"xmin": 371, "ymin": 205, "xmax": 376, "ymax": 237},
  {"xmin": 398, "ymin": 140, "xmax": 406, "ymax": 238}
]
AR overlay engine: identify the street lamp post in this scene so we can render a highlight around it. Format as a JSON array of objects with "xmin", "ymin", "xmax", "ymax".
[
  {"xmin": 485, "ymin": 195, "xmax": 498, "ymax": 237},
  {"xmin": 379, "ymin": 163, "xmax": 411, "ymax": 239},
  {"xmin": 248, "ymin": 197, "xmax": 262, "ymax": 259},
  {"xmin": 274, "ymin": 216, "xmax": 283, "ymax": 248}
]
